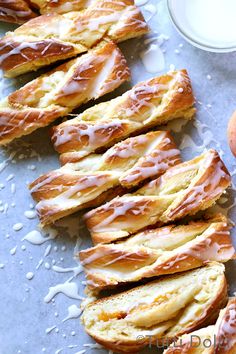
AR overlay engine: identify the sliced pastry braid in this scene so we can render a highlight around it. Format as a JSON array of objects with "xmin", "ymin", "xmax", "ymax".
[
  {"xmin": 164, "ymin": 297, "xmax": 236, "ymax": 354},
  {"xmin": 0, "ymin": 41, "xmax": 130, "ymax": 145},
  {"xmin": 30, "ymin": 0, "xmax": 98, "ymax": 15},
  {"xmin": 52, "ymin": 69, "xmax": 196, "ymax": 164},
  {"xmin": 79, "ymin": 214, "xmax": 235, "ymax": 292},
  {"xmin": 0, "ymin": 0, "xmax": 98, "ymax": 24},
  {"xmin": 81, "ymin": 262, "xmax": 227, "ymax": 353},
  {"xmin": 29, "ymin": 130, "xmax": 181, "ymax": 225},
  {"xmin": 84, "ymin": 149, "xmax": 231, "ymax": 244},
  {"xmin": 0, "ymin": 0, "xmax": 148, "ymax": 77},
  {"xmin": 0, "ymin": 0, "xmax": 37, "ymax": 24}
]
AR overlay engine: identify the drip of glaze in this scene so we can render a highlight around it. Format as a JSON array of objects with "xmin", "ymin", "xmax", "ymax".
[
  {"xmin": 179, "ymin": 134, "xmax": 204, "ymax": 152},
  {"xmin": 167, "ymin": 118, "xmax": 189, "ymax": 133},
  {"xmin": 10, "ymin": 246, "xmax": 17, "ymax": 255},
  {"xmin": 22, "ymin": 228, "xmax": 58, "ymax": 245},
  {"xmin": 26, "ymin": 272, "xmax": 34, "ymax": 280},
  {"xmin": 52, "ymin": 264, "xmax": 83, "ymax": 277},
  {"xmin": 44, "ymin": 245, "xmax": 52, "ymax": 257},
  {"xmin": 135, "ymin": 0, "xmax": 149, "ymax": 6},
  {"xmin": 140, "ymin": 43, "xmax": 165, "ymax": 73},
  {"xmin": 24, "ymin": 210, "xmax": 37, "ymax": 219},
  {"xmin": 0, "ymin": 151, "xmax": 17, "ymax": 173},
  {"xmin": 44, "ymin": 281, "xmax": 83, "ymax": 303},
  {"xmin": 83, "ymin": 344, "xmax": 103, "ymax": 349},
  {"xmin": 62, "ymin": 305, "xmax": 82, "ymax": 322},
  {"xmin": 144, "ymin": 4, "xmax": 157, "ymax": 22},
  {"xmin": 13, "ymin": 223, "xmax": 23, "ymax": 231},
  {"xmin": 36, "ymin": 259, "xmax": 43, "ymax": 270},
  {"xmin": 45, "ymin": 325, "xmax": 56, "ymax": 334}
]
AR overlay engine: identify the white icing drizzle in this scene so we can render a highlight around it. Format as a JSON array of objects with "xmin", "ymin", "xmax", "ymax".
[
  {"xmin": 83, "ymin": 343, "xmax": 103, "ymax": 349},
  {"xmin": 52, "ymin": 264, "xmax": 83, "ymax": 277},
  {"xmin": 135, "ymin": 0, "xmax": 149, "ymax": 5},
  {"xmin": 86, "ymin": 150, "xmax": 230, "ymax": 237},
  {"xmin": 143, "ymin": 4, "xmax": 157, "ymax": 22},
  {"xmin": 62, "ymin": 304, "xmax": 82, "ymax": 322},
  {"xmin": 53, "ymin": 70, "xmax": 190, "ymax": 159},
  {"xmin": 44, "ymin": 281, "xmax": 83, "ymax": 303},
  {"xmin": 26, "ymin": 272, "xmax": 34, "ymax": 280},
  {"xmin": 0, "ymin": 152, "xmax": 16, "ymax": 173},
  {"xmin": 22, "ymin": 228, "xmax": 57, "ymax": 245},
  {"xmin": 140, "ymin": 43, "xmax": 165, "ymax": 73},
  {"xmin": 36, "ymin": 259, "xmax": 44, "ymax": 270},
  {"xmin": 33, "ymin": 131, "xmax": 180, "ymax": 223},
  {"xmin": 10, "ymin": 246, "xmax": 17, "ymax": 255},
  {"xmin": 24, "ymin": 210, "xmax": 37, "ymax": 219},
  {"xmin": 45, "ymin": 325, "xmax": 56, "ymax": 334},
  {"xmin": 13, "ymin": 223, "xmax": 23, "ymax": 231},
  {"xmin": 44, "ymin": 245, "xmax": 52, "ymax": 257}
]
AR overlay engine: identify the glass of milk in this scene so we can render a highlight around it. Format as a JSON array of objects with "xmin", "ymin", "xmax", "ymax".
[{"xmin": 167, "ymin": 0, "xmax": 236, "ymax": 52}]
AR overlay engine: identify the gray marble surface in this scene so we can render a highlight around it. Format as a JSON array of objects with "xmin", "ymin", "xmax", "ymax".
[{"xmin": 0, "ymin": 1, "xmax": 236, "ymax": 353}]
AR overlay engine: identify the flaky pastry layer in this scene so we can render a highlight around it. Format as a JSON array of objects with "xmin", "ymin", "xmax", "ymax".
[{"xmin": 84, "ymin": 149, "xmax": 231, "ymax": 244}]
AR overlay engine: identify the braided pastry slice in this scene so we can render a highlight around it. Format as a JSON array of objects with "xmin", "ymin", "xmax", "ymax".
[
  {"xmin": 79, "ymin": 214, "xmax": 235, "ymax": 292},
  {"xmin": 52, "ymin": 69, "xmax": 195, "ymax": 164},
  {"xmin": 0, "ymin": 41, "xmax": 130, "ymax": 145},
  {"xmin": 0, "ymin": 0, "xmax": 148, "ymax": 77},
  {"xmin": 81, "ymin": 262, "xmax": 227, "ymax": 353},
  {"xmin": 0, "ymin": 1, "xmax": 99, "ymax": 23},
  {"xmin": 164, "ymin": 297, "xmax": 236, "ymax": 354},
  {"xmin": 84, "ymin": 149, "xmax": 231, "ymax": 244},
  {"xmin": 30, "ymin": 0, "xmax": 98, "ymax": 15},
  {"xmin": 29, "ymin": 130, "xmax": 181, "ymax": 225}
]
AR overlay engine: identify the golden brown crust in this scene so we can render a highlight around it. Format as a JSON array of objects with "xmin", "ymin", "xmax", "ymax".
[
  {"xmin": 0, "ymin": 0, "xmax": 148, "ymax": 77},
  {"xmin": 52, "ymin": 69, "xmax": 195, "ymax": 164},
  {"xmin": 164, "ymin": 298, "xmax": 236, "ymax": 354},
  {"xmin": 0, "ymin": 41, "xmax": 130, "ymax": 145},
  {"xmin": 0, "ymin": 0, "xmax": 37, "ymax": 24},
  {"xmin": 29, "ymin": 130, "xmax": 181, "ymax": 225},
  {"xmin": 79, "ymin": 215, "xmax": 235, "ymax": 291},
  {"xmin": 81, "ymin": 263, "xmax": 228, "ymax": 353},
  {"xmin": 84, "ymin": 149, "xmax": 231, "ymax": 244}
]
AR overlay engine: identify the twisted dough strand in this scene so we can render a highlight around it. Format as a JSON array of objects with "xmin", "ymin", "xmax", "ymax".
[
  {"xmin": 0, "ymin": 41, "xmax": 130, "ymax": 145},
  {"xmin": 0, "ymin": 0, "xmax": 148, "ymax": 77},
  {"xmin": 84, "ymin": 149, "xmax": 231, "ymax": 244},
  {"xmin": 79, "ymin": 214, "xmax": 235, "ymax": 292},
  {"xmin": 52, "ymin": 69, "xmax": 196, "ymax": 165},
  {"xmin": 29, "ymin": 130, "xmax": 181, "ymax": 225}
]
